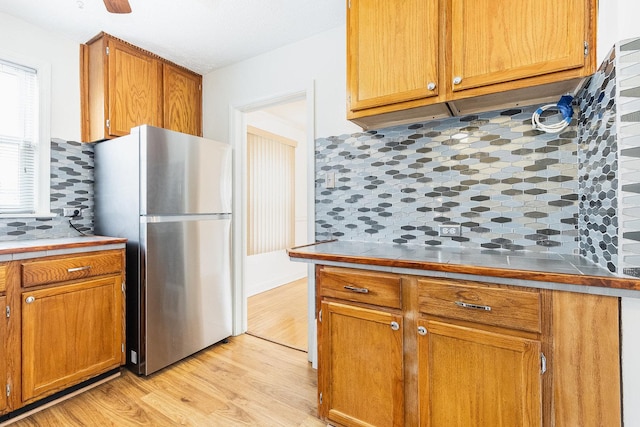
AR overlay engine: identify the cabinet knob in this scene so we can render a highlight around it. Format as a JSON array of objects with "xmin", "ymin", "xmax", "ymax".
[
  {"xmin": 390, "ymin": 321, "xmax": 400, "ymax": 331},
  {"xmin": 25, "ymin": 296, "xmax": 35, "ymax": 304},
  {"xmin": 417, "ymin": 326, "xmax": 427, "ymax": 336},
  {"xmin": 427, "ymin": 82, "xmax": 436, "ymax": 91},
  {"xmin": 453, "ymin": 76, "xmax": 463, "ymax": 85}
]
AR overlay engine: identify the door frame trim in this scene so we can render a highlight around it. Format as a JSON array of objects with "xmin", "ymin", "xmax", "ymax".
[{"xmin": 229, "ymin": 82, "xmax": 317, "ymax": 365}]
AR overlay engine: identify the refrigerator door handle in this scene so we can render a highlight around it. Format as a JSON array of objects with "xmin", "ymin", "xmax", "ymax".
[{"xmin": 141, "ymin": 213, "xmax": 231, "ymax": 223}]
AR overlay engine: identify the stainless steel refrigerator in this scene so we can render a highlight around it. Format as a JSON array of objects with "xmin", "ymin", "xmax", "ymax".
[{"xmin": 94, "ymin": 125, "xmax": 232, "ymax": 375}]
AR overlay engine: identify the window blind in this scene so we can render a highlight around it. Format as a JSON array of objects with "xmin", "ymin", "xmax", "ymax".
[
  {"xmin": 247, "ymin": 126, "xmax": 297, "ymax": 256},
  {"xmin": 0, "ymin": 59, "xmax": 38, "ymax": 214}
]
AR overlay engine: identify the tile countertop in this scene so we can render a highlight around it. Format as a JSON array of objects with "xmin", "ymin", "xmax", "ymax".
[
  {"xmin": 0, "ymin": 236, "xmax": 127, "ymax": 261},
  {"xmin": 288, "ymin": 240, "xmax": 640, "ymax": 296}
]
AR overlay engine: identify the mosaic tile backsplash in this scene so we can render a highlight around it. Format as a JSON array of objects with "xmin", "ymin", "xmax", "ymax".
[
  {"xmin": 618, "ymin": 38, "xmax": 640, "ymax": 277},
  {"xmin": 315, "ymin": 106, "xmax": 580, "ymax": 253},
  {"xmin": 577, "ymin": 47, "xmax": 618, "ymax": 272},
  {"xmin": 0, "ymin": 138, "xmax": 94, "ymax": 241}
]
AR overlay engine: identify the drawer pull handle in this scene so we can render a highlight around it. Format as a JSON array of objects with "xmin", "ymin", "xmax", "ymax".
[
  {"xmin": 390, "ymin": 321, "xmax": 400, "ymax": 331},
  {"xmin": 68, "ymin": 266, "xmax": 91, "ymax": 273},
  {"xmin": 25, "ymin": 296, "xmax": 35, "ymax": 304},
  {"xmin": 343, "ymin": 285, "xmax": 369, "ymax": 294},
  {"xmin": 455, "ymin": 301, "xmax": 491, "ymax": 311}
]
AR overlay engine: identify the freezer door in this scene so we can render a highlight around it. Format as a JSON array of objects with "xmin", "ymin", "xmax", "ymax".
[
  {"xmin": 141, "ymin": 215, "xmax": 232, "ymax": 375},
  {"xmin": 140, "ymin": 126, "xmax": 232, "ymax": 215}
]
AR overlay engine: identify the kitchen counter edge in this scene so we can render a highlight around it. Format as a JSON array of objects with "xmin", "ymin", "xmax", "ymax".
[
  {"xmin": 0, "ymin": 236, "xmax": 127, "ymax": 261},
  {"xmin": 288, "ymin": 241, "xmax": 640, "ymax": 298}
]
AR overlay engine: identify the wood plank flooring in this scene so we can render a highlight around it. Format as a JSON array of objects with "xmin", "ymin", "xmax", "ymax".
[
  {"xmin": 7, "ymin": 334, "xmax": 324, "ymax": 426},
  {"xmin": 247, "ymin": 278, "xmax": 308, "ymax": 352}
]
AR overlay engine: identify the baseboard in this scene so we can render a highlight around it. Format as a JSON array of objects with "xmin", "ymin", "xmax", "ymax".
[{"xmin": 247, "ymin": 272, "xmax": 306, "ymax": 297}]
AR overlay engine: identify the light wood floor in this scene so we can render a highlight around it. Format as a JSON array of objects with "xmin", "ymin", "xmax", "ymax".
[
  {"xmin": 247, "ymin": 278, "xmax": 308, "ymax": 352},
  {"xmin": 8, "ymin": 334, "xmax": 323, "ymax": 426}
]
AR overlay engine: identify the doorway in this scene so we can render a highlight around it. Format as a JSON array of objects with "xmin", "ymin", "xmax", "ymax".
[{"xmin": 242, "ymin": 98, "xmax": 310, "ymax": 352}]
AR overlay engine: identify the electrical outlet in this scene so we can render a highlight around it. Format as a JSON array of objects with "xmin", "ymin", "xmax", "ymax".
[
  {"xmin": 63, "ymin": 208, "xmax": 82, "ymax": 218},
  {"xmin": 439, "ymin": 225, "xmax": 461, "ymax": 237},
  {"xmin": 326, "ymin": 172, "xmax": 336, "ymax": 189}
]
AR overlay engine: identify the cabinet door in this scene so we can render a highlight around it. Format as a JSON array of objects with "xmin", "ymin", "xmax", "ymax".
[
  {"xmin": 21, "ymin": 276, "xmax": 123, "ymax": 403},
  {"xmin": 163, "ymin": 63, "xmax": 202, "ymax": 136},
  {"xmin": 0, "ymin": 295, "xmax": 7, "ymax": 414},
  {"xmin": 347, "ymin": 0, "xmax": 439, "ymax": 112},
  {"xmin": 320, "ymin": 300, "xmax": 403, "ymax": 427},
  {"xmin": 418, "ymin": 319, "xmax": 542, "ymax": 426},
  {"xmin": 107, "ymin": 38, "xmax": 162, "ymax": 137},
  {"xmin": 449, "ymin": 0, "xmax": 588, "ymax": 92}
]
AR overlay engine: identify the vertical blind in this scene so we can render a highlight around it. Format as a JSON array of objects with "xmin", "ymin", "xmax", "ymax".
[
  {"xmin": 247, "ymin": 126, "xmax": 297, "ymax": 256},
  {"xmin": 0, "ymin": 59, "xmax": 38, "ymax": 214}
]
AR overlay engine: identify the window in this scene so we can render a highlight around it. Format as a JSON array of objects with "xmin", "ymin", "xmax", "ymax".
[
  {"xmin": 0, "ymin": 55, "xmax": 50, "ymax": 216},
  {"xmin": 246, "ymin": 126, "xmax": 297, "ymax": 255}
]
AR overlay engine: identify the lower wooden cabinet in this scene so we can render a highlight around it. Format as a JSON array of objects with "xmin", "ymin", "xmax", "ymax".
[
  {"xmin": 0, "ymin": 295, "xmax": 7, "ymax": 415},
  {"xmin": 417, "ymin": 319, "xmax": 542, "ymax": 426},
  {"xmin": 21, "ymin": 276, "xmax": 123, "ymax": 403},
  {"xmin": 0, "ymin": 248, "xmax": 125, "ymax": 418},
  {"xmin": 315, "ymin": 266, "xmax": 621, "ymax": 427},
  {"xmin": 319, "ymin": 301, "xmax": 404, "ymax": 427}
]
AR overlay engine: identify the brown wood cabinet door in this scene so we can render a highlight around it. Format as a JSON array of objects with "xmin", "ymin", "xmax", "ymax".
[
  {"xmin": 21, "ymin": 276, "xmax": 123, "ymax": 403},
  {"xmin": 347, "ymin": 0, "xmax": 439, "ymax": 112},
  {"xmin": 449, "ymin": 0, "xmax": 588, "ymax": 92},
  {"xmin": 0, "ymin": 295, "xmax": 7, "ymax": 414},
  {"xmin": 320, "ymin": 300, "xmax": 403, "ymax": 427},
  {"xmin": 552, "ymin": 292, "xmax": 621, "ymax": 427},
  {"xmin": 107, "ymin": 38, "xmax": 162, "ymax": 137},
  {"xmin": 163, "ymin": 63, "xmax": 202, "ymax": 136},
  {"xmin": 418, "ymin": 319, "xmax": 542, "ymax": 427}
]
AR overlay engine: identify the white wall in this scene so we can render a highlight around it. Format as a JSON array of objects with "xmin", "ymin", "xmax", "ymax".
[
  {"xmin": 202, "ymin": 25, "xmax": 360, "ymax": 143},
  {"xmin": 0, "ymin": 13, "xmax": 80, "ymax": 142}
]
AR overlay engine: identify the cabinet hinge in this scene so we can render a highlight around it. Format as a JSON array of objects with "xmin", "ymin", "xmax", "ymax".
[
  {"xmin": 6, "ymin": 384, "xmax": 10, "ymax": 397},
  {"xmin": 106, "ymin": 46, "xmax": 110, "ymax": 55},
  {"xmin": 584, "ymin": 41, "xmax": 589, "ymax": 57},
  {"xmin": 348, "ymin": 0, "xmax": 351, "ymax": 8},
  {"xmin": 541, "ymin": 352, "xmax": 547, "ymax": 374},
  {"xmin": 318, "ymin": 309, "xmax": 322, "ymax": 323},
  {"xmin": 319, "ymin": 392, "xmax": 323, "ymax": 404},
  {"xmin": 121, "ymin": 282, "xmax": 126, "ymax": 293},
  {"xmin": 122, "ymin": 343, "xmax": 125, "ymax": 353},
  {"xmin": 106, "ymin": 119, "xmax": 110, "ymax": 129},
  {"xmin": 5, "ymin": 306, "xmax": 9, "ymax": 318}
]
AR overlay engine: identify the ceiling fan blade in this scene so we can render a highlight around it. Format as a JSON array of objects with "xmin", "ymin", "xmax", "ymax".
[{"xmin": 103, "ymin": 0, "xmax": 132, "ymax": 14}]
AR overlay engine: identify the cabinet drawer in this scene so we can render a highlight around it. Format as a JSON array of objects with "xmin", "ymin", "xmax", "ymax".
[
  {"xmin": 418, "ymin": 278, "xmax": 541, "ymax": 333},
  {"xmin": 319, "ymin": 267, "xmax": 401, "ymax": 309},
  {"xmin": 21, "ymin": 251, "xmax": 123, "ymax": 288},
  {"xmin": 0, "ymin": 264, "xmax": 6, "ymax": 293}
]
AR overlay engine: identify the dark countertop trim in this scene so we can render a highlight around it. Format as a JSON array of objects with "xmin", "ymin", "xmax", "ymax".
[
  {"xmin": 0, "ymin": 236, "xmax": 127, "ymax": 256},
  {"xmin": 288, "ymin": 241, "xmax": 640, "ymax": 292}
]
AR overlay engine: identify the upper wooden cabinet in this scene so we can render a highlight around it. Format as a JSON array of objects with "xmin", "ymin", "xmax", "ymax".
[
  {"xmin": 448, "ymin": 0, "xmax": 591, "ymax": 95},
  {"xmin": 81, "ymin": 32, "xmax": 202, "ymax": 142},
  {"xmin": 347, "ymin": 0, "xmax": 440, "ymax": 111},
  {"xmin": 163, "ymin": 63, "xmax": 202, "ymax": 137},
  {"xmin": 347, "ymin": 0, "xmax": 597, "ymax": 129}
]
